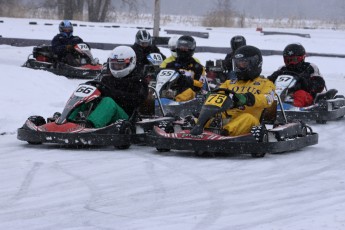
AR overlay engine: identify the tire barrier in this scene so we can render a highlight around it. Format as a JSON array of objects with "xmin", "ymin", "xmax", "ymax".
[
  {"xmin": 165, "ymin": 29, "xmax": 209, "ymax": 39},
  {"xmin": 261, "ymin": 30, "xmax": 311, "ymax": 38},
  {"xmin": 153, "ymin": 36, "xmax": 170, "ymax": 45},
  {"xmin": 1, "ymin": 37, "xmax": 344, "ymax": 58}
]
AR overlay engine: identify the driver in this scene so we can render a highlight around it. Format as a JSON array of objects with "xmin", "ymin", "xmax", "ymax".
[
  {"xmin": 51, "ymin": 20, "xmax": 85, "ymax": 66},
  {"xmin": 131, "ymin": 29, "xmax": 166, "ymax": 74},
  {"xmin": 162, "ymin": 35, "xmax": 208, "ymax": 102},
  {"xmin": 212, "ymin": 45, "xmax": 275, "ymax": 136},
  {"xmin": 268, "ymin": 43, "xmax": 325, "ymax": 107},
  {"xmin": 68, "ymin": 46, "xmax": 148, "ymax": 128}
]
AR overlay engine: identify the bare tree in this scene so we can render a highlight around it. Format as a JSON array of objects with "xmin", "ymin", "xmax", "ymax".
[
  {"xmin": 88, "ymin": 0, "xmax": 111, "ymax": 22},
  {"xmin": 201, "ymin": 0, "xmax": 237, "ymax": 27},
  {"xmin": 0, "ymin": 0, "xmax": 22, "ymax": 17}
]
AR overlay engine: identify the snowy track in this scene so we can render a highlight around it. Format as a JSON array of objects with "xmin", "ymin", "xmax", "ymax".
[{"xmin": 1, "ymin": 17, "xmax": 345, "ymax": 229}]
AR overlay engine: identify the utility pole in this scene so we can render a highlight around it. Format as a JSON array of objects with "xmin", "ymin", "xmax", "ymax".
[{"xmin": 153, "ymin": 0, "xmax": 160, "ymax": 37}]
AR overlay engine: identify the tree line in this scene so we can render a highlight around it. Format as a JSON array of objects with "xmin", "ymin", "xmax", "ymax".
[{"xmin": 0, "ymin": 0, "xmax": 139, "ymax": 22}]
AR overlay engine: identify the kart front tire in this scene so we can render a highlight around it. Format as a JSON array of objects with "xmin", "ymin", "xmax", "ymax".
[
  {"xmin": 156, "ymin": 148, "xmax": 170, "ymax": 152},
  {"xmin": 250, "ymin": 125, "xmax": 267, "ymax": 158},
  {"xmin": 114, "ymin": 120, "xmax": 132, "ymax": 150},
  {"xmin": 316, "ymin": 120, "xmax": 327, "ymax": 124},
  {"xmin": 298, "ymin": 126, "xmax": 308, "ymax": 137}
]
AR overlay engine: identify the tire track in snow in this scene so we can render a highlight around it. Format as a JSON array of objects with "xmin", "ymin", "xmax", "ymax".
[
  {"xmin": 133, "ymin": 150, "xmax": 237, "ymax": 230},
  {"xmin": 0, "ymin": 162, "xmax": 42, "ymax": 209}
]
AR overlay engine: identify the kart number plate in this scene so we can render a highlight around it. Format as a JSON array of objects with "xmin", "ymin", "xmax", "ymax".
[
  {"xmin": 76, "ymin": 43, "xmax": 90, "ymax": 51},
  {"xmin": 74, "ymin": 84, "xmax": 97, "ymax": 97},
  {"xmin": 205, "ymin": 93, "xmax": 227, "ymax": 107}
]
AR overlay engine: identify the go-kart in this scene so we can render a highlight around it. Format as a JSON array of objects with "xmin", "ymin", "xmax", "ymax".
[
  {"xmin": 152, "ymin": 68, "xmax": 209, "ymax": 118},
  {"xmin": 147, "ymin": 88, "xmax": 319, "ymax": 158},
  {"xmin": 23, "ymin": 43, "xmax": 103, "ymax": 79},
  {"xmin": 17, "ymin": 81, "xmax": 175, "ymax": 149},
  {"xmin": 275, "ymin": 73, "xmax": 345, "ymax": 124}
]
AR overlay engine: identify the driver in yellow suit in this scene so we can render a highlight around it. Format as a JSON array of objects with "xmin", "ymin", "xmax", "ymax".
[
  {"xmin": 160, "ymin": 35, "xmax": 208, "ymax": 102},
  {"xmin": 214, "ymin": 45, "xmax": 276, "ymax": 136}
]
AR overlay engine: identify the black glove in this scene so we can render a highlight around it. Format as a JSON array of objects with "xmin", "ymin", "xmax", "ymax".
[
  {"xmin": 287, "ymin": 74, "xmax": 309, "ymax": 93},
  {"xmin": 171, "ymin": 75, "xmax": 193, "ymax": 91},
  {"xmin": 232, "ymin": 92, "xmax": 255, "ymax": 107},
  {"xmin": 309, "ymin": 76, "xmax": 325, "ymax": 94}
]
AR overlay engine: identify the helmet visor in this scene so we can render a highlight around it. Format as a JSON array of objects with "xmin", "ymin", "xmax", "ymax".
[
  {"xmin": 233, "ymin": 55, "xmax": 259, "ymax": 72},
  {"xmin": 62, "ymin": 27, "xmax": 73, "ymax": 33},
  {"xmin": 139, "ymin": 41, "xmax": 150, "ymax": 47},
  {"xmin": 109, "ymin": 58, "xmax": 131, "ymax": 70},
  {"xmin": 284, "ymin": 55, "xmax": 305, "ymax": 65}
]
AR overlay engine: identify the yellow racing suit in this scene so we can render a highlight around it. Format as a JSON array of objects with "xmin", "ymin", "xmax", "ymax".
[
  {"xmin": 218, "ymin": 76, "xmax": 276, "ymax": 136},
  {"xmin": 161, "ymin": 56, "xmax": 207, "ymax": 102}
]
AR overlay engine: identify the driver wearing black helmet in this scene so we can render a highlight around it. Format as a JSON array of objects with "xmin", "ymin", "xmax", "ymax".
[
  {"xmin": 214, "ymin": 45, "xmax": 276, "ymax": 136},
  {"xmin": 162, "ymin": 35, "xmax": 208, "ymax": 102},
  {"xmin": 268, "ymin": 43, "xmax": 325, "ymax": 107}
]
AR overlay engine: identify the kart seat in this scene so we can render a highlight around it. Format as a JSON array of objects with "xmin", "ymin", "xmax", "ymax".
[
  {"xmin": 137, "ymin": 88, "xmax": 156, "ymax": 117},
  {"xmin": 33, "ymin": 45, "xmax": 56, "ymax": 62},
  {"xmin": 314, "ymin": 89, "xmax": 338, "ymax": 103},
  {"xmin": 260, "ymin": 100, "xmax": 277, "ymax": 125}
]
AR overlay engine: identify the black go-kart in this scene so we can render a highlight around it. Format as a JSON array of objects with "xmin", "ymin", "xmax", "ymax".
[{"xmin": 23, "ymin": 43, "xmax": 103, "ymax": 79}]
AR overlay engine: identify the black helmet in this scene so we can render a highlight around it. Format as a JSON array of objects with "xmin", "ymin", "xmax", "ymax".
[
  {"xmin": 233, "ymin": 45, "xmax": 262, "ymax": 81},
  {"xmin": 231, "ymin": 35, "xmax": 246, "ymax": 52},
  {"xmin": 135, "ymin": 29, "xmax": 152, "ymax": 47},
  {"xmin": 59, "ymin": 20, "xmax": 73, "ymax": 38},
  {"xmin": 176, "ymin": 35, "xmax": 196, "ymax": 62},
  {"xmin": 283, "ymin": 43, "xmax": 306, "ymax": 70}
]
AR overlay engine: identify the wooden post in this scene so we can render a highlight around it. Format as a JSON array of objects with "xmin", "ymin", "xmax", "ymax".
[{"xmin": 153, "ymin": 0, "xmax": 160, "ymax": 38}]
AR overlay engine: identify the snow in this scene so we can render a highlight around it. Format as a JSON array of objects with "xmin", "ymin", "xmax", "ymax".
[{"xmin": 1, "ymin": 17, "xmax": 345, "ymax": 230}]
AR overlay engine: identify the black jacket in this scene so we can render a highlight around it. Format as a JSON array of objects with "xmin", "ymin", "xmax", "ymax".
[
  {"xmin": 51, "ymin": 34, "xmax": 84, "ymax": 58},
  {"xmin": 99, "ymin": 69, "xmax": 149, "ymax": 116},
  {"xmin": 268, "ymin": 62, "xmax": 320, "ymax": 93},
  {"xmin": 165, "ymin": 57, "xmax": 204, "ymax": 93},
  {"xmin": 223, "ymin": 51, "xmax": 235, "ymax": 71},
  {"xmin": 131, "ymin": 43, "xmax": 166, "ymax": 74}
]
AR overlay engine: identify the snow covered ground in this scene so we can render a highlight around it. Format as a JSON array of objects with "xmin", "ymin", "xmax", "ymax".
[{"xmin": 1, "ymin": 17, "xmax": 345, "ymax": 230}]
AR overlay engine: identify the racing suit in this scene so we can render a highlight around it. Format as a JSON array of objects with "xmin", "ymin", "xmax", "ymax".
[{"xmin": 218, "ymin": 76, "xmax": 276, "ymax": 136}]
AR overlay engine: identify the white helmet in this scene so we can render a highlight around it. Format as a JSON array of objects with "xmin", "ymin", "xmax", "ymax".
[
  {"xmin": 108, "ymin": 46, "xmax": 136, "ymax": 78},
  {"xmin": 168, "ymin": 35, "xmax": 180, "ymax": 57}
]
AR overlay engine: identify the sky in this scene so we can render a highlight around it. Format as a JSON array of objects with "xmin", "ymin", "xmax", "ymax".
[{"xmin": 1, "ymin": 17, "xmax": 345, "ymax": 230}]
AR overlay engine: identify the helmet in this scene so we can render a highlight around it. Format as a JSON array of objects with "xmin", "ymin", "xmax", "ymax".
[
  {"xmin": 59, "ymin": 20, "xmax": 73, "ymax": 38},
  {"xmin": 168, "ymin": 35, "xmax": 180, "ymax": 58},
  {"xmin": 283, "ymin": 43, "xmax": 306, "ymax": 70},
  {"xmin": 233, "ymin": 45, "xmax": 263, "ymax": 81},
  {"xmin": 108, "ymin": 46, "xmax": 136, "ymax": 78},
  {"xmin": 176, "ymin": 35, "xmax": 196, "ymax": 61},
  {"xmin": 135, "ymin": 29, "xmax": 152, "ymax": 48},
  {"xmin": 230, "ymin": 35, "xmax": 246, "ymax": 52}
]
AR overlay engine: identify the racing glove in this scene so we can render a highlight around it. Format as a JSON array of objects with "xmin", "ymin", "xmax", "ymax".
[
  {"xmin": 287, "ymin": 75, "xmax": 308, "ymax": 93},
  {"xmin": 66, "ymin": 45, "xmax": 73, "ymax": 51},
  {"xmin": 233, "ymin": 92, "xmax": 255, "ymax": 107}
]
